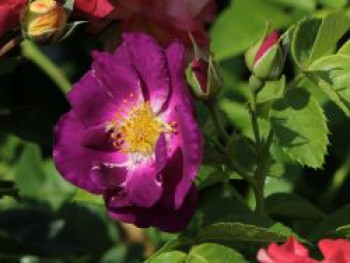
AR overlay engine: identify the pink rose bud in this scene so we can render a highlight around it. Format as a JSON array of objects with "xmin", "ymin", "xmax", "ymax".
[
  {"xmin": 187, "ymin": 55, "xmax": 222, "ymax": 101},
  {"xmin": 21, "ymin": 0, "xmax": 67, "ymax": 44},
  {"xmin": 245, "ymin": 30, "xmax": 286, "ymax": 80}
]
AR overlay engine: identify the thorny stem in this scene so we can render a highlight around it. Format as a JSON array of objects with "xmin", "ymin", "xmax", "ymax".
[{"xmin": 21, "ymin": 40, "xmax": 71, "ymax": 94}]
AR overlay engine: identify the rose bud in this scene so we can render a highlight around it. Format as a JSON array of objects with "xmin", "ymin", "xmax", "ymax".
[
  {"xmin": 187, "ymin": 55, "xmax": 222, "ymax": 101},
  {"xmin": 245, "ymin": 30, "xmax": 286, "ymax": 80},
  {"xmin": 21, "ymin": 0, "xmax": 67, "ymax": 44}
]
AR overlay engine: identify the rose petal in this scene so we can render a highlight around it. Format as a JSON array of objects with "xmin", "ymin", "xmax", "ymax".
[
  {"xmin": 68, "ymin": 52, "xmax": 142, "ymax": 126},
  {"xmin": 122, "ymin": 33, "xmax": 170, "ymax": 112},
  {"xmin": 106, "ymin": 184, "xmax": 197, "ymax": 232},
  {"xmin": 124, "ymin": 162, "xmax": 163, "ymax": 207},
  {"xmin": 53, "ymin": 111, "xmax": 120, "ymax": 194},
  {"xmin": 90, "ymin": 162, "xmax": 128, "ymax": 192}
]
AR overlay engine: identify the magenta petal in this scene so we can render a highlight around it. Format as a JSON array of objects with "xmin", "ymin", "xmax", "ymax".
[
  {"xmin": 90, "ymin": 162, "xmax": 128, "ymax": 192},
  {"xmin": 122, "ymin": 33, "xmax": 170, "ymax": 112},
  {"xmin": 105, "ymin": 184, "xmax": 197, "ymax": 232},
  {"xmin": 125, "ymin": 163, "xmax": 163, "ymax": 208},
  {"xmin": 67, "ymin": 72, "xmax": 118, "ymax": 127},
  {"xmin": 162, "ymin": 105, "xmax": 203, "ymax": 209},
  {"xmin": 68, "ymin": 52, "xmax": 142, "ymax": 127},
  {"xmin": 165, "ymin": 40, "xmax": 193, "ymax": 111},
  {"xmin": 81, "ymin": 124, "xmax": 115, "ymax": 152},
  {"xmin": 91, "ymin": 51, "xmax": 143, "ymax": 102},
  {"xmin": 155, "ymin": 133, "xmax": 168, "ymax": 173},
  {"xmin": 152, "ymin": 184, "xmax": 198, "ymax": 232},
  {"xmin": 53, "ymin": 111, "xmax": 117, "ymax": 194}
]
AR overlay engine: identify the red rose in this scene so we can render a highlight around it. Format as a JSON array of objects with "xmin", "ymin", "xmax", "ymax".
[
  {"xmin": 74, "ymin": 0, "xmax": 114, "ymax": 19},
  {"xmin": 319, "ymin": 239, "xmax": 350, "ymax": 263},
  {"xmin": 257, "ymin": 237, "xmax": 317, "ymax": 263},
  {"xmin": 0, "ymin": 0, "xmax": 27, "ymax": 37}
]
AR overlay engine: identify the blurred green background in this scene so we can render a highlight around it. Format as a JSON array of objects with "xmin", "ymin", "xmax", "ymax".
[{"xmin": 0, "ymin": 0, "xmax": 349, "ymax": 262}]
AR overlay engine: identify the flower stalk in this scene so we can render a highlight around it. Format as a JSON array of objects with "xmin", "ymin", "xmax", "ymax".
[
  {"xmin": 21, "ymin": 40, "xmax": 71, "ymax": 94},
  {"xmin": 247, "ymin": 75, "xmax": 274, "ymax": 217}
]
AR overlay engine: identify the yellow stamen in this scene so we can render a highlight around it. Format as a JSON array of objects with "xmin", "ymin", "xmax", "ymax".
[{"xmin": 109, "ymin": 102, "xmax": 175, "ymax": 155}]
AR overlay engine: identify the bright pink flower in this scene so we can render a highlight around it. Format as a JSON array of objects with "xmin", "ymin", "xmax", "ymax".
[
  {"xmin": 0, "ymin": 0, "xmax": 28, "ymax": 37},
  {"xmin": 257, "ymin": 237, "xmax": 317, "ymax": 263},
  {"xmin": 319, "ymin": 239, "xmax": 350, "ymax": 263}
]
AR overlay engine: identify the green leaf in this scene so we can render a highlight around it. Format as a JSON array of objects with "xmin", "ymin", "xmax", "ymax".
[
  {"xmin": 187, "ymin": 243, "xmax": 247, "ymax": 263},
  {"xmin": 257, "ymin": 76, "xmax": 286, "ymax": 119},
  {"xmin": 318, "ymin": 0, "xmax": 349, "ymax": 8},
  {"xmin": 258, "ymin": 77, "xmax": 286, "ymax": 104},
  {"xmin": 220, "ymin": 99, "xmax": 271, "ymax": 140},
  {"xmin": 308, "ymin": 13, "xmax": 350, "ymax": 65},
  {"xmin": 0, "ymin": 180, "xmax": 18, "ymax": 200},
  {"xmin": 210, "ymin": 0, "xmax": 294, "ymax": 60},
  {"xmin": 270, "ymin": 88, "xmax": 329, "ymax": 168},
  {"xmin": 15, "ymin": 144, "xmax": 75, "ymax": 210},
  {"xmin": 333, "ymin": 225, "xmax": 350, "ymax": 239},
  {"xmin": 310, "ymin": 204, "xmax": 350, "ymax": 240},
  {"xmin": 338, "ymin": 39, "xmax": 350, "ymax": 56},
  {"xmin": 292, "ymin": 18, "xmax": 322, "ymax": 68},
  {"xmin": 195, "ymin": 165, "xmax": 228, "ymax": 190},
  {"xmin": 268, "ymin": 0, "xmax": 316, "ymax": 11},
  {"xmin": 309, "ymin": 54, "xmax": 350, "ymax": 116},
  {"xmin": 148, "ymin": 251, "xmax": 186, "ymax": 263},
  {"xmin": 195, "ymin": 222, "xmax": 295, "ymax": 243},
  {"xmin": 226, "ymin": 136, "xmax": 256, "ymax": 175},
  {"xmin": 71, "ymin": 189, "xmax": 104, "ymax": 206},
  {"xmin": 266, "ymin": 193, "xmax": 325, "ymax": 218},
  {"xmin": 220, "ymin": 99, "xmax": 251, "ymax": 135},
  {"xmin": 292, "ymin": 13, "xmax": 350, "ymax": 69},
  {"xmin": 145, "ymin": 237, "xmax": 193, "ymax": 263},
  {"xmin": 196, "ymin": 184, "xmax": 252, "ymax": 227}
]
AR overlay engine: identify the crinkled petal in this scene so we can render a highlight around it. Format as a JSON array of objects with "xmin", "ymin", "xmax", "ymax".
[
  {"xmin": 53, "ymin": 111, "xmax": 121, "ymax": 194},
  {"xmin": 122, "ymin": 33, "xmax": 170, "ymax": 112}
]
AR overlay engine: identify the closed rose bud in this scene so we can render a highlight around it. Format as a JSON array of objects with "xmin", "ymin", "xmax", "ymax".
[
  {"xmin": 21, "ymin": 0, "xmax": 67, "ymax": 44},
  {"xmin": 245, "ymin": 30, "xmax": 286, "ymax": 80},
  {"xmin": 187, "ymin": 55, "xmax": 222, "ymax": 101}
]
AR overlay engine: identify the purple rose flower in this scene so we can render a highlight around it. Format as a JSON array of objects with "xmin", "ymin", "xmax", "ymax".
[{"xmin": 53, "ymin": 33, "xmax": 203, "ymax": 232}]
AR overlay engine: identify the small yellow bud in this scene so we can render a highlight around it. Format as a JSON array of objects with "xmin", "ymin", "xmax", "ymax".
[{"xmin": 22, "ymin": 0, "xmax": 67, "ymax": 44}]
